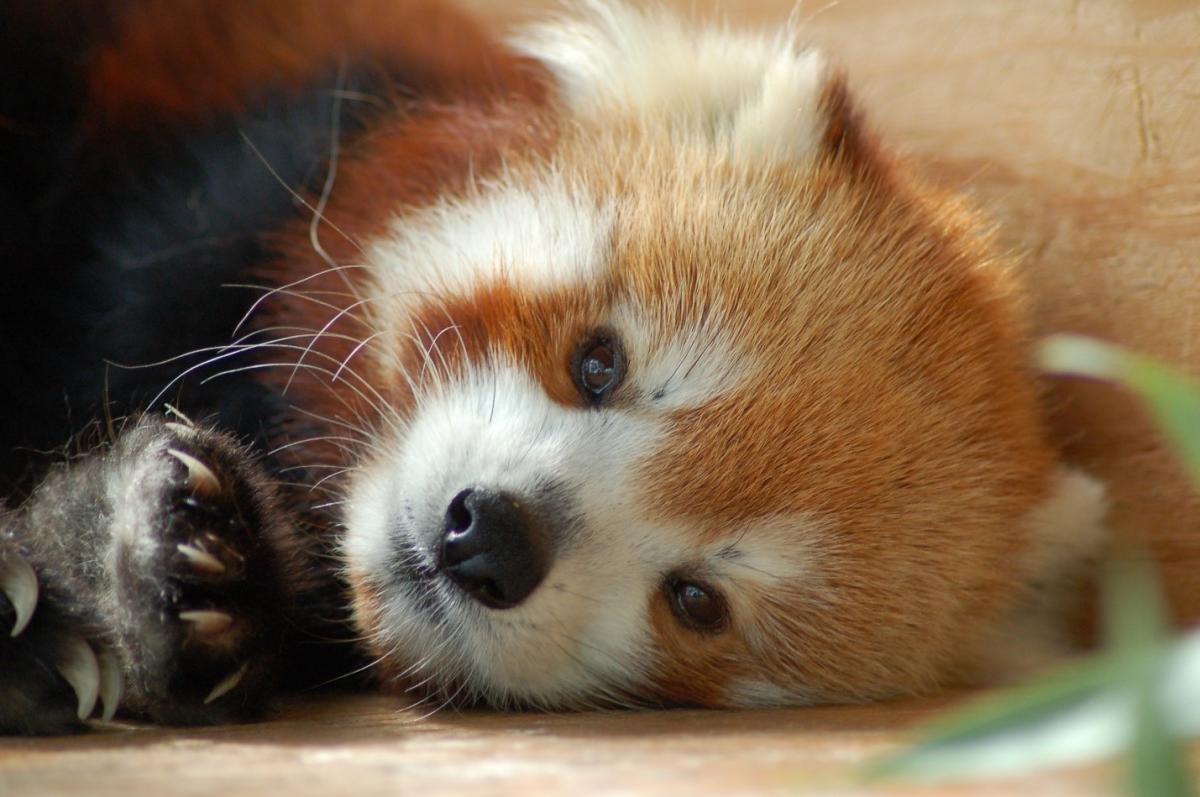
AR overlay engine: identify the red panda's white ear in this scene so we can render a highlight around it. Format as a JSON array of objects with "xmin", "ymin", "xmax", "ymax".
[
  {"xmin": 512, "ymin": 2, "xmax": 868, "ymax": 164},
  {"xmin": 730, "ymin": 60, "xmax": 882, "ymax": 170},
  {"xmin": 725, "ymin": 49, "xmax": 829, "ymax": 160}
]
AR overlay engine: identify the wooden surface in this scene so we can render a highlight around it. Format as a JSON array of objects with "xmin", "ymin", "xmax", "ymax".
[
  {"xmin": 4, "ymin": 692, "xmax": 1192, "ymax": 796},
  {"xmin": 6, "ymin": 2, "xmax": 1198, "ymax": 795}
]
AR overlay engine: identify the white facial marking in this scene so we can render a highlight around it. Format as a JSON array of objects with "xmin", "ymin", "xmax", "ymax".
[
  {"xmin": 345, "ymin": 362, "xmax": 690, "ymax": 706},
  {"xmin": 709, "ymin": 514, "xmax": 829, "ymax": 591},
  {"xmin": 612, "ymin": 299, "xmax": 754, "ymax": 410},
  {"xmin": 369, "ymin": 173, "xmax": 612, "ymax": 297},
  {"xmin": 513, "ymin": 1, "xmax": 828, "ymax": 158},
  {"xmin": 728, "ymin": 679, "xmax": 804, "ymax": 707},
  {"xmin": 365, "ymin": 173, "xmax": 613, "ymax": 367}
]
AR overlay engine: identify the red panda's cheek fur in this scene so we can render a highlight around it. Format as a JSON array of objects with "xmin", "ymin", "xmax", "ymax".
[
  {"xmin": 251, "ymin": 103, "xmax": 560, "ymax": 468},
  {"xmin": 596, "ymin": 147, "xmax": 1059, "ymax": 702},
  {"xmin": 347, "ymin": 569, "xmax": 434, "ymax": 698},
  {"xmin": 645, "ymin": 592, "xmax": 748, "ymax": 707},
  {"xmin": 349, "ymin": 568, "xmax": 437, "ymax": 697},
  {"xmin": 636, "ymin": 302, "xmax": 1055, "ymax": 701},
  {"xmin": 347, "ymin": 572, "xmax": 386, "ymax": 672}
]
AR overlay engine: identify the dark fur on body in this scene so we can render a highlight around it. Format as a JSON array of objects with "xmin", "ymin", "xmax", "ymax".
[{"xmin": 0, "ymin": 2, "xmax": 424, "ymax": 733}]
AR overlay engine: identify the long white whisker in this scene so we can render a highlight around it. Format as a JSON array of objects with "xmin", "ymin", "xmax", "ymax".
[
  {"xmin": 311, "ymin": 467, "xmax": 356, "ymax": 492},
  {"xmin": 269, "ymin": 435, "xmax": 372, "ymax": 458},
  {"xmin": 201, "ymin": 357, "xmax": 390, "ymax": 426},
  {"xmin": 228, "ymin": 267, "xmax": 373, "ymax": 340},
  {"xmin": 284, "ymin": 297, "xmax": 376, "ymax": 393},
  {"xmin": 333, "ymin": 331, "xmax": 383, "ymax": 382},
  {"xmin": 144, "ymin": 331, "xmax": 370, "ymax": 411},
  {"xmin": 419, "ymin": 323, "xmax": 463, "ymax": 385},
  {"xmin": 237, "ymin": 131, "xmax": 364, "ymax": 259}
]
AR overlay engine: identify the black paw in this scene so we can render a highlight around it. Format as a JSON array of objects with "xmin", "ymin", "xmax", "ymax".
[
  {"xmin": 1, "ymin": 416, "xmax": 292, "ymax": 734},
  {"xmin": 106, "ymin": 419, "xmax": 288, "ymax": 724},
  {"xmin": 0, "ymin": 526, "xmax": 121, "ymax": 735}
]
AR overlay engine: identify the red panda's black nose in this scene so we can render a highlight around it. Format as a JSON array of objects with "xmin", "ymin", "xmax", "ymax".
[{"xmin": 436, "ymin": 488, "xmax": 549, "ymax": 609}]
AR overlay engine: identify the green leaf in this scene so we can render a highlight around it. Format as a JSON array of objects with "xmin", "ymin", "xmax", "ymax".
[
  {"xmin": 865, "ymin": 628, "xmax": 1200, "ymax": 784},
  {"xmin": 863, "ymin": 337, "xmax": 1200, "ymax": 789},
  {"xmin": 864, "ymin": 655, "xmax": 1131, "ymax": 782},
  {"xmin": 1158, "ymin": 627, "xmax": 1200, "ymax": 737},
  {"xmin": 1129, "ymin": 675, "xmax": 1194, "ymax": 797},
  {"xmin": 1038, "ymin": 334, "xmax": 1200, "ymax": 484},
  {"xmin": 1100, "ymin": 552, "xmax": 1170, "ymax": 657}
]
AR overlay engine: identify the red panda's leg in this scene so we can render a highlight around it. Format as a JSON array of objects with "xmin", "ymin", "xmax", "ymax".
[{"xmin": 0, "ymin": 416, "xmax": 293, "ymax": 734}]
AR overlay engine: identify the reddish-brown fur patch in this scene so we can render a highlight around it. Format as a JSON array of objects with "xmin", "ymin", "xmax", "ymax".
[
  {"xmin": 646, "ymin": 590, "xmax": 750, "ymax": 707},
  {"xmin": 85, "ymin": 0, "xmax": 546, "ymax": 135},
  {"xmin": 310, "ymin": 75, "xmax": 1059, "ymax": 704},
  {"xmin": 252, "ymin": 101, "xmax": 557, "ymax": 475},
  {"xmin": 547, "ymin": 129, "xmax": 1060, "ymax": 700},
  {"xmin": 401, "ymin": 280, "xmax": 621, "ymax": 410},
  {"xmin": 208, "ymin": 2, "xmax": 1072, "ymax": 707}
]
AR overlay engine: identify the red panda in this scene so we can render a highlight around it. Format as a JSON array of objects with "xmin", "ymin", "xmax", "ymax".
[{"xmin": 0, "ymin": 0, "xmax": 1107, "ymax": 731}]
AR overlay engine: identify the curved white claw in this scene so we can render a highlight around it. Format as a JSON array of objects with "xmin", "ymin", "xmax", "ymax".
[
  {"xmin": 176, "ymin": 543, "xmax": 226, "ymax": 575},
  {"xmin": 97, "ymin": 651, "xmax": 124, "ymax": 722},
  {"xmin": 57, "ymin": 637, "xmax": 100, "ymax": 721},
  {"xmin": 166, "ymin": 449, "xmax": 221, "ymax": 496},
  {"xmin": 0, "ymin": 555, "xmax": 38, "ymax": 637},
  {"xmin": 164, "ymin": 421, "xmax": 194, "ymax": 438},
  {"xmin": 179, "ymin": 609, "xmax": 233, "ymax": 636},
  {"xmin": 204, "ymin": 663, "xmax": 248, "ymax": 705}
]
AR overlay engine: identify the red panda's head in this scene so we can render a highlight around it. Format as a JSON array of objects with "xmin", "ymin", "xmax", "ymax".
[{"xmin": 274, "ymin": 2, "xmax": 1107, "ymax": 709}]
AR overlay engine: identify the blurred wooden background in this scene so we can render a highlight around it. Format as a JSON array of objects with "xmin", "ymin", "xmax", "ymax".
[{"xmin": 2, "ymin": 2, "xmax": 1197, "ymax": 795}]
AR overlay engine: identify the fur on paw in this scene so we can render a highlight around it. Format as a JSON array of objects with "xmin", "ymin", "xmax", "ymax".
[
  {"xmin": 0, "ymin": 525, "xmax": 122, "ymax": 735},
  {"xmin": 103, "ymin": 417, "xmax": 289, "ymax": 725}
]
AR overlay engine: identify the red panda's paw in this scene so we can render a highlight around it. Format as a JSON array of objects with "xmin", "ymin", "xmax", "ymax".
[
  {"xmin": 99, "ymin": 418, "xmax": 291, "ymax": 726},
  {"xmin": 0, "ymin": 513, "xmax": 117, "ymax": 735},
  {"xmin": 0, "ymin": 417, "xmax": 293, "ymax": 733}
]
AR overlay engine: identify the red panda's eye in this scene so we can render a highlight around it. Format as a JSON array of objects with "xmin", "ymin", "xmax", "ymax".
[
  {"xmin": 582, "ymin": 345, "xmax": 614, "ymax": 390},
  {"xmin": 573, "ymin": 334, "xmax": 624, "ymax": 404},
  {"xmin": 666, "ymin": 577, "xmax": 729, "ymax": 633}
]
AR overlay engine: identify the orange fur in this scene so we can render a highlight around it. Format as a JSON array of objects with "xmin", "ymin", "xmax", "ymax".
[
  {"xmin": 240, "ymin": 2, "xmax": 1098, "ymax": 707},
  {"xmin": 85, "ymin": 0, "xmax": 545, "ymax": 135},
  {"xmin": 545, "ymin": 124, "xmax": 1058, "ymax": 699}
]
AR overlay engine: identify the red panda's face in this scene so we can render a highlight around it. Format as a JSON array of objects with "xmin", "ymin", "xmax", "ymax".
[{"xmin": 328, "ymin": 4, "xmax": 1107, "ymax": 709}]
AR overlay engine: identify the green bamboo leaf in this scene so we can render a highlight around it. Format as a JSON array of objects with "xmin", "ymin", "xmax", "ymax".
[
  {"xmin": 865, "ymin": 337, "xmax": 1200, "ymax": 788},
  {"xmin": 1129, "ymin": 675, "xmax": 1194, "ymax": 797},
  {"xmin": 865, "ymin": 629, "xmax": 1200, "ymax": 784},
  {"xmin": 1158, "ymin": 627, "xmax": 1200, "ymax": 737},
  {"xmin": 864, "ymin": 655, "xmax": 1129, "ymax": 781},
  {"xmin": 864, "ymin": 633, "xmax": 1200, "ymax": 782},
  {"xmin": 1038, "ymin": 334, "xmax": 1200, "ymax": 484},
  {"xmin": 1101, "ymin": 552, "xmax": 1170, "ymax": 656}
]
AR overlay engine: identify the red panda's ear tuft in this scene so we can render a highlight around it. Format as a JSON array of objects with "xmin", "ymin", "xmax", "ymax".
[
  {"xmin": 513, "ymin": 4, "xmax": 888, "ymax": 172},
  {"xmin": 817, "ymin": 70, "xmax": 885, "ymax": 173}
]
